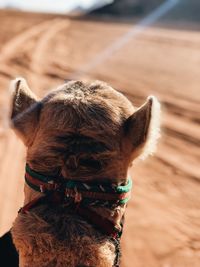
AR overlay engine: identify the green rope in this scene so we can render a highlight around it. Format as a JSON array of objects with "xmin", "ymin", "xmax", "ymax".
[
  {"xmin": 115, "ymin": 178, "xmax": 132, "ymax": 194},
  {"xmin": 26, "ymin": 165, "xmax": 53, "ymax": 182}
]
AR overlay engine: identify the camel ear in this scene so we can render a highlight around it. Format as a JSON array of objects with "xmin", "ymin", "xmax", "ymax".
[
  {"xmin": 124, "ymin": 96, "xmax": 160, "ymax": 159},
  {"xmin": 10, "ymin": 77, "xmax": 41, "ymax": 146}
]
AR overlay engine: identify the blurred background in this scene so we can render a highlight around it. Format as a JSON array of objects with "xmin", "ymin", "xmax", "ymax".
[{"xmin": 0, "ymin": 0, "xmax": 199, "ymax": 266}]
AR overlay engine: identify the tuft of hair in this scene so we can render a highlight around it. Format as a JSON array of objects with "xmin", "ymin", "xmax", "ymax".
[
  {"xmin": 9, "ymin": 77, "xmax": 26, "ymax": 96},
  {"xmin": 2, "ymin": 77, "xmax": 24, "ymax": 131},
  {"xmin": 139, "ymin": 96, "xmax": 161, "ymax": 160}
]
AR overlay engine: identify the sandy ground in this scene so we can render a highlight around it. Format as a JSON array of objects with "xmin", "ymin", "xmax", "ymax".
[{"xmin": 0, "ymin": 4, "xmax": 199, "ymax": 267}]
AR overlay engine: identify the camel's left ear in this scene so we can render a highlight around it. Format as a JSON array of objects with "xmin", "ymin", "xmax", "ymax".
[
  {"xmin": 10, "ymin": 77, "xmax": 41, "ymax": 146},
  {"xmin": 124, "ymin": 96, "xmax": 160, "ymax": 160}
]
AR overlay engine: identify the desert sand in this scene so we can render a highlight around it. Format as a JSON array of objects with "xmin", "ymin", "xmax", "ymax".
[{"xmin": 0, "ymin": 7, "xmax": 199, "ymax": 267}]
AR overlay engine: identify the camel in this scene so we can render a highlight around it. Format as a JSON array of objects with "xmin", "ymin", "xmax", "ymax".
[{"xmin": 10, "ymin": 77, "xmax": 160, "ymax": 267}]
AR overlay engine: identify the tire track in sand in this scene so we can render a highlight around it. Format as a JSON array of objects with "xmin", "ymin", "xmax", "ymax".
[
  {"xmin": 29, "ymin": 19, "xmax": 70, "ymax": 90},
  {"xmin": 0, "ymin": 20, "xmax": 57, "ymax": 62},
  {"xmin": 0, "ymin": 18, "xmax": 70, "ymax": 235}
]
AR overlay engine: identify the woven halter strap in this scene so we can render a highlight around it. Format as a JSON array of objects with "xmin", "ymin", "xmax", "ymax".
[{"xmin": 25, "ymin": 164, "xmax": 132, "ymax": 208}]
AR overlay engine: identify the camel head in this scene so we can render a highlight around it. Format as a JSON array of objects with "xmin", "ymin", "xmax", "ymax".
[
  {"xmin": 10, "ymin": 77, "xmax": 160, "ymax": 181},
  {"xmin": 10, "ymin": 77, "xmax": 160, "ymax": 267}
]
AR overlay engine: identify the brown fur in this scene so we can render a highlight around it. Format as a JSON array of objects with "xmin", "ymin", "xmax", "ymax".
[{"xmin": 10, "ymin": 78, "xmax": 160, "ymax": 267}]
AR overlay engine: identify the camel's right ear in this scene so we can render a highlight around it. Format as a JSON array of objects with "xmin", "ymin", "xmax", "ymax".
[
  {"xmin": 10, "ymin": 78, "xmax": 41, "ymax": 146},
  {"xmin": 123, "ymin": 96, "xmax": 160, "ymax": 160}
]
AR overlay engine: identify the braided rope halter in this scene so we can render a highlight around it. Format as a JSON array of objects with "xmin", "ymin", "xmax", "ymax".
[{"xmin": 19, "ymin": 164, "xmax": 132, "ymax": 266}]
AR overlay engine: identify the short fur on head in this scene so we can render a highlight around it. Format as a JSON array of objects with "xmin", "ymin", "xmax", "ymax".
[{"xmin": 10, "ymin": 78, "xmax": 160, "ymax": 267}]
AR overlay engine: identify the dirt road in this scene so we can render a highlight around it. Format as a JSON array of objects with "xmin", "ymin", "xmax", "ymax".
[{"xmin": 0, "ymin": 4, "xmax": 199, "ymax": 267}]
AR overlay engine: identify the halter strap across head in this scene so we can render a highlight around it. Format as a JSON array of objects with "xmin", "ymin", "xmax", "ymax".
[{"xmin": 25, "ymin": 164, "xmax": 132, "ymax": 206}]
